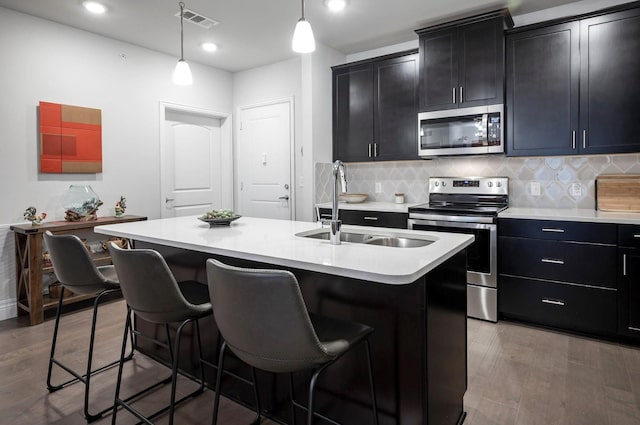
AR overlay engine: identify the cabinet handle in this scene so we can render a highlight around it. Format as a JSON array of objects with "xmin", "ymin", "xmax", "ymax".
[
  {"xmin": 363, "ymin": 216, "xmax": 379, "ymax": 221},
  {"xmin": 459, "ymin": 86, "xmax": 463, "ymax": 103},
  {"xmin": 629, "ymin": 326, "xmax": 640, "ymax": 332},
  {"xmin": 542, "ymin": 298, "xmax": 565, "ymax": 306},
  {"xmin": 452, "ymin": 87, "xmax": 456, "ymax": 104},
  {"xmin": 623, "ymin": 253, "xmax": 627, "ymax": 276},
  {"xmin": 583, "ymin": 130, "xmax": 587, "ymax": 149},
  {"xmin": 542, "ymin": 228, "xmax": 565, "ymax": 233},
  {"xmin": 572, "ymin": 131, "xmax": 576, "ymax": 149},
  {"xmin": 633, "ymin": 234, "xmax": 640, "ymax": 238},
  {"xmin": 368, "ymin": 143, "xmax": 372, "ymax": 158},
  {"xmin": 541, "ymin": 258, "xmax": 565, "ymax": 265},
  {"xmin": 373, "ymin": 143, "xmax": 378, "ymax": 157}
]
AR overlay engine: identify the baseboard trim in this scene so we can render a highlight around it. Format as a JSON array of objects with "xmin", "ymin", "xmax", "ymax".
[{"xmin": 0, "ymin": 299, "xmax": 17, "ymax": 321}]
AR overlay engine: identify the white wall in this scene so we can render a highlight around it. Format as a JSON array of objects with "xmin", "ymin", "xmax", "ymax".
[
  {"xmin": 232, "ymin": 42, "xmax": 345, "ymax": 223},
  {"xmin": 0, "ymin": 7, "xmax": 233, "ymax": 319},
  {"xmin": 232, "ymin": 57, "xmax": 303, "ymax": 219},
  {"xmin": 307, "ymin": 44, "xmax": 346, "ymax": 220}
]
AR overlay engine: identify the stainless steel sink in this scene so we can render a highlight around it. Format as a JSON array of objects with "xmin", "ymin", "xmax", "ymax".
[{"xmin": 297, "ymin": 230, "xmax": 433, "ymax": 248}]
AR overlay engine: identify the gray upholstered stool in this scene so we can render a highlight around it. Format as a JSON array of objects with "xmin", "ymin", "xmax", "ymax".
[
  {"xmin": 108, "ymin": 244, "xmax": 212, "ymax": 425},
  {"xmin": 44, "ymin": 230, "xmax": 134, "ymax": 422},
  {"xmin": 206, "ymin": 258, "xmax": 379, "ymax": 425}
]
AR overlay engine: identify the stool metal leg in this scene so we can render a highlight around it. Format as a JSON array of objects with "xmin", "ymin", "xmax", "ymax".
[
  {"xmin": 364, "ymin": 338, "xmax": 379, "ymax": 425},
  {"xmin": 212, "ymin": 341, "xmax": 228, "ymax": 425},
  {"xmin": 47, "ymin": 288, "xmax": 135, "ymax": 422},
  {"xmin": 289, "ymin": 373, "xmax": 297, "ymax": 425},
  {"xmin": 46, "ymin": 290, "xmax": 66, "ymax": 392}
]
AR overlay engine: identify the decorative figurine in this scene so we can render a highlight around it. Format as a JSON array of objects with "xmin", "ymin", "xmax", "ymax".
[
  {"xmin": 24, "ymin": 206, "xmax": 47, "ymax": 226},
  {"xmin": 114, "ymin": 196, "xmax": 127, "ymax": 218}
]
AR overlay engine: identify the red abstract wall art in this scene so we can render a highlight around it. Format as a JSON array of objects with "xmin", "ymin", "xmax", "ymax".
[{"xmin": 39, "ymin": 101, "xmax": 102, "ymax": 173}]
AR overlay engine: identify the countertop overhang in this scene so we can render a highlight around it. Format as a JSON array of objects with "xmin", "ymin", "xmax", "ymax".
[{"xmin": 95, "ymin": 216, "xmax": 473, "ymax": 285}]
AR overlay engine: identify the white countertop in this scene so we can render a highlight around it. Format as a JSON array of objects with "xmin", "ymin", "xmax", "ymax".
[
  {"xmin": 95, "ymin": 216, "xmax": 473, "ymax": 285},
  {"xmin": 500, "ymin": 207, "xmax": 640, "ymax": 225},
  {"xmin": 316, "ymin": 201, "xmax": 420, "ymax": 214}
]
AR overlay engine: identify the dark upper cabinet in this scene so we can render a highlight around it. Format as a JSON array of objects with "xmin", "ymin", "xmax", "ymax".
[
  {"xmin": 506, "ymin": 22, "xmax": 580, "ymax": 156},
  {"xmin": 580, "ymin": 8, "xmax": 640, "ymax": 155},
  {"xmin": 332, "ymin": 51, "xmax": 419, "ymax": 162},
  {"xmin": 416, "ymin": 11, "xmax": 512, "ymax": 112},
  {"xmin": 333, "ymin": 64, "xmax": 374, "ymax": 162},
  {"xmin": 506, "ymin": 4, "xmax": 640, "ymax": 157}
]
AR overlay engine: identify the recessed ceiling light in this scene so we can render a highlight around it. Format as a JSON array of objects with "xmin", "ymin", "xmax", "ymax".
[
  {"xmin": 325, "ymin": 0, "xmax": 347, "ymax": 12},
  {"xmin": 201, "ymin": 42, "xmax": 218, "ymax": 52},
  {"xmin": 82, "ymin": 1, "xmax": 107, "ymax": 14}
]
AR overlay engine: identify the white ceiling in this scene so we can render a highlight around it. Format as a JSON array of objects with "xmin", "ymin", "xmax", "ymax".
[{"xmin": 0, "ymin": 0, "xmax": 586, "ymax": 72}]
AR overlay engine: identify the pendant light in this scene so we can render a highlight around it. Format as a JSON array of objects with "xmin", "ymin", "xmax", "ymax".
[
  {"xmin": 173, "ymin": 1, "xmax": 193, "ymax": 85},
  {"xmin": 292, "ymin": 0, "xmax": 315, "ymax": 53}
]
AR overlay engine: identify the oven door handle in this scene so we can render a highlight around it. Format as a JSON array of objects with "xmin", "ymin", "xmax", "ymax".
[
  {"xmin": 408, "ymin": 218, "xmax": 496, "ymax": 231},
  {"xmin": 408, "ymin": 213, "xmax": 496, "ymax": 224}
]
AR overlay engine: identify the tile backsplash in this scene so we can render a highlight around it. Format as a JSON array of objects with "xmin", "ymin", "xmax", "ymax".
[{"xmin": 315, "ymin": 154, "xmax": 640, "ymax": 208}]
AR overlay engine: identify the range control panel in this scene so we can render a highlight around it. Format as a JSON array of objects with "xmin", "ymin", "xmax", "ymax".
[{"xmin": 429, "ymin": 177, "xmax": 509, "ymax": 195}]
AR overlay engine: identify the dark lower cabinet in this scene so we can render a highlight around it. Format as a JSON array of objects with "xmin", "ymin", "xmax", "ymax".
[
  {"xmin": 332, "ymin": 50, "xmax": 419, "ymax": 162},
  {"xmin": 498, "ymin": 218, "xmax": 618, "ymax": 337},
  {"xmin": 318, "ymin": 208, "xmax": 408, "ymax": 229},
  {"xmin": 500, "ymin": 275, "xmax": 617, "ymax": 335},
  {"xmin": 618, "ymin": 225, "xmax": 640, "ymax": 341}
]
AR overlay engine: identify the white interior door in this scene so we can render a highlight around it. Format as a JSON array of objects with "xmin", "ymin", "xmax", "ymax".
[
  {"xmin": 237, "ymin": 99, "xmax": 293, "ymax": 220},
  {"xmin": 161, "ymin": 107, "xmax": 223, "ymax": 217}
]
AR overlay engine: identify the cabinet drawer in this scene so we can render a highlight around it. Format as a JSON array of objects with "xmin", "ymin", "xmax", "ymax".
[
  {"xmin": 498, "ymin": 218, "xmax": 616, "ymax": 244},
  {"xmin": 318, "ymin": 208, "xmax": 408, "ymax": 229},
  {"xmin": 499, "ymin": 237, "xmax": 616, "ymax": 288},
  {"xmin": 499, "ymin": 275, "xmax": 617, "ymax": 335},
  {"xmin": 619, "ymin": 225, "xmax": 640, "ymax": 248},
  {"xmin": 341, "ymin": 210, "xmax": 408, "ymax": 229}
]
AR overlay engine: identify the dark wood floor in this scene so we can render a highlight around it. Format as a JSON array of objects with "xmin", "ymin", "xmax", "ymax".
[{"xmin": 1, "ymin": 300, "xmax": 639, "ymax": 424}]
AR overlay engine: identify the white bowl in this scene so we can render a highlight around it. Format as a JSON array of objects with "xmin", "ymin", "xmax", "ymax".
[{"xmin": 339, "ymin": 193, "xmax": 368, "ymax": 203}]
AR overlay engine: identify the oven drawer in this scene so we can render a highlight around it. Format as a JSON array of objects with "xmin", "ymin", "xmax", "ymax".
[
  {"xmin": 499, "ymin": 237, "xmax": 617, "ymax": 288},
  {"xmin": 499, "ymin": 276, "xmax": 617, "ymax": 335},
  {"xmin": 498, "ymin": 218, "xmax": 616, "ymax": 244}
]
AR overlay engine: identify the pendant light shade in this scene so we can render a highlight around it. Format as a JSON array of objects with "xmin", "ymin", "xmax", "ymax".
[
  {"xmin": 292, "ymin": 0, "xmax": 315, "ymax": 53},
  {"xmin": 173, "ymin": 2, "xmax": 193, "ymax": 85},
  {"xmin": 173, "ymin": 59, "xmax": 193, "ymax": 85}
]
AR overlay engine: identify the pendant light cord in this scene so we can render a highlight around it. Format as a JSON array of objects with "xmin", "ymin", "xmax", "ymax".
[
  {"xmin": 301, "ymin": 0, "xmax": 305, "ymax": 20},
  {"xmin": 179, "ymin": 1, "xmax": 185, "ymax": 60}
]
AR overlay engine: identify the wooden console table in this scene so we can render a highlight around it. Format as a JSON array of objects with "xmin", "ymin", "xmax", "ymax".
[{"xmin": 10, "ymin": 215, "xmax": 147, "ymax": 325}]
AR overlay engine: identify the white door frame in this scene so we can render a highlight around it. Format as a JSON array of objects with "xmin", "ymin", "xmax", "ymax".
[
  {"xmin": 159, "ymin": 101, "xmax": 233, "ymax": 217},
  {"xmin": 236, "ymin": 97, "xmax": 296, "ymax": 219}
]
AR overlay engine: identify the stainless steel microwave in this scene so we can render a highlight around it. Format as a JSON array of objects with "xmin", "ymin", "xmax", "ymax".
[{"xmin": 418, "ymin": 104, "xmax": 503, "ymax": 157}]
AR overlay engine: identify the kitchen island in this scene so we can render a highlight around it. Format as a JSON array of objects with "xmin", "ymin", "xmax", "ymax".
[{"xmin": 96, "ymin": 216, "xmax": 473, "ymax": 425}]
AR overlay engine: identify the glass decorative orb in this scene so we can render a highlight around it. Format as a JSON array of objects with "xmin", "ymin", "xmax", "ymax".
[{"xmin": 63, "ymin": 185, "xmax": 102, "ymax": 220}]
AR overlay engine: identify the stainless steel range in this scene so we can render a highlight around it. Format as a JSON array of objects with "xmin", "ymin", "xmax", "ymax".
[{"xmin": 408, "ymin": 177, "xmax": 509, "ymax": 322}]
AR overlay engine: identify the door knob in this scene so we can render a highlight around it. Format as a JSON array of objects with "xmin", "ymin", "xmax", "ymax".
[
  {"xmin": 278, "ymin": 196, "xmax": 290, "ymax": 200},
  {"xmin": 165, "ymin": 197, "xmax": 175, "ymax": 203}
]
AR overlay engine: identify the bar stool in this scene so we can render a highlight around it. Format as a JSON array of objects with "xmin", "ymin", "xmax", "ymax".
[
  {"xmin": 108, "ymin": 244, "xmax": 212, "ymax": 425},
  {"xmin": 43, "ymin": 231, "xmax": 134, "ymax": 422},
  {"xmin": 205, "ymin": 258, "xmax": 379, "ymax": 425}
]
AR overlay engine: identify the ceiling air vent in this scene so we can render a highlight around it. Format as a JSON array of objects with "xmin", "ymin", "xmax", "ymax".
[{"xmin": 174, "ymin": 8, "xmax": 220, "ymax": 29}]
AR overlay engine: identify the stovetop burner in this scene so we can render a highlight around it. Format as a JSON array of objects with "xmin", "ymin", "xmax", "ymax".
[{"xmin": 408, "ymin": 177, "xmax": 509, "ymax": 217}]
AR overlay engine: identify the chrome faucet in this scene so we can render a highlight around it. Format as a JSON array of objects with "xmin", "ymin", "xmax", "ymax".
[{"xmin": 326, "ymin": 160, "xmax": 347, "ymax": 245}]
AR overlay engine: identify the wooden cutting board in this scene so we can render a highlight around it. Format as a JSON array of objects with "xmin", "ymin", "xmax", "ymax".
[{"xmin": 596, "ymin": 174, "xmax": 640, "ymax": 212}]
